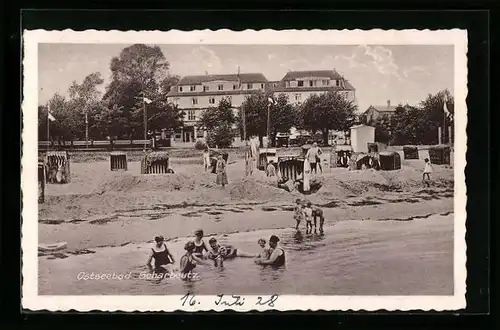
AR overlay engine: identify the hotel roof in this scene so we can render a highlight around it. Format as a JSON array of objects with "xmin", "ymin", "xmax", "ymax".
[{"xmin": 177, "ymin": 73, "xmax": 268, "ymax": 85}]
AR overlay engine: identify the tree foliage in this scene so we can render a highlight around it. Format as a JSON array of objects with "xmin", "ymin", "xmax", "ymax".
[
  {"xmin": 39, "ymin": 44, "xmax": 185, "ymax": 142},
  {"xmin": 239, "ymin": 91, "xmax": 298, "ymax": 147},
  {"xmin": 200, "ymin": 97, "xmax": 235, "ymax": 148},
  {"xmin": 299, "ymin": 91, "xmax": 357, "ymax": 145}
]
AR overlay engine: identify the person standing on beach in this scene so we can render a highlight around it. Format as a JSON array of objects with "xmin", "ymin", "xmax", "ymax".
[
  {"xmin": 266, "ymin": 160, "xmax": 276, "ymax": 177},
  {"xmin": 193, "ymin": 229, "xmax": 208, "ymax": 258},
  {"xmin": 306, "ymin": 142, "xmax": 322, "ymax": 174},
  {"xmin": 255, "ymin": 235, "xmax": 286, "ymax": 267},
  {"xmin": 216, "ymin": 155, "xmax": 228, "ymax": 188},
  {"xmin": 423, "ymin": 158, "xmax": 434, "ymax": 187},
  {"xmin": 203, "ymin": 147, "xmax": 211, "ymax": 172},
  {"xmin": 293, "ymin": 199, "xmax": 304, "ymax": 230},
  {"xmin": 147, "ymin": 236, "xmax": 175, "ymax": 273}
]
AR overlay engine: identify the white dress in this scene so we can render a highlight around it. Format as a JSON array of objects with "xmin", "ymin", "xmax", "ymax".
[{"xmin": 303, "ymin": 159, "xmax": 311, "ymax": 192}]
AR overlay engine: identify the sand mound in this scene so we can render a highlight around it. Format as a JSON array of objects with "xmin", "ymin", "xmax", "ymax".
[
  {"xmin": 229, "ymin": 178, "xmax": 286, "ymax": 201},
  {"xmin": 98, "ymin": 173, "xmax": 197, "ymax": 193}
]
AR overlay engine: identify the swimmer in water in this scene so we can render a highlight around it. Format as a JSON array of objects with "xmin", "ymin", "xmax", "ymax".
[
  {"xmin": 304, "ymin": 201, "xmax": 313, "ymax": 234},
  {"xmin": 180, "ymin": 241, "xmax": 208, "ymax": 277},
  {"xmin": 207, "ymin": 237, "xmax": 257, "ymax": 267},
  {"xmin": 255, "ymin": 235, "xmax": 286, "ymax": 267},
  {"xmin": 147, "ymin": 236, "xmax": 175, "ymax": 273},
  {"xmin": 257, "ymin": 238, "xmax": 271, "ymax": 259},
  {"xmin": 193, "ymin": 229, "xmax": 208, "ymax": 258}
]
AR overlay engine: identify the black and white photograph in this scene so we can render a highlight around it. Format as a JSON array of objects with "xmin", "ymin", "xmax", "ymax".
[{"xmin": 22, "ymin": 29, "xmax": 467, "ymax": 311}]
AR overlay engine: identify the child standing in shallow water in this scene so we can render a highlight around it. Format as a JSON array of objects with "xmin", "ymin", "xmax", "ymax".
[
  {"xmin": 293, "ymin": 199, "xmax": 304, "ymax": 230},
  {"xmin": 423, "ymin": 158, "xmax": 434, "ymax": 187},
  {"xmin": 304, "ymin": 202, "xmax": 313, "ymax": 234}
]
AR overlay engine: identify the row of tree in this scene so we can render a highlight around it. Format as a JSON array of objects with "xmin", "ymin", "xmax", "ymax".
[{"xmin": 362, "ymin": 90, "xmax": 455, "ymax": 146}]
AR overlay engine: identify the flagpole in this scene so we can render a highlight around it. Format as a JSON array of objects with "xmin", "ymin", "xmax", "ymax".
[
  {"xmin": 143, "ymin": 96, "xmax": 147, "ymax": 152},
  {"xmin": 47, "ymin": 108, "xmax": 50, "ymax": 151},
  {"xmin": 443, "ymin": 99, "xmax": 446, "ymax": 144},
  {"xmin": 267, "ymin": 102, "xmax": 271, "ymax": 148}
]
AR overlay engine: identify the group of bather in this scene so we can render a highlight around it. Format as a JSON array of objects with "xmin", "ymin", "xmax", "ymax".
[{"xmin": 147, "ymin": 229, "xmax": 286, "ymax": 278}]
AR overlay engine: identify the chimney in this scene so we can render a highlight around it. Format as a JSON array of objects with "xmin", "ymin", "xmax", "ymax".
[
  {"xmin": 237, "ymin": 66, "xmax": 240, "ymax": 75},
  {"xmin": 387, "ymin": 100, "xmax": 391, "ymax": 108}
]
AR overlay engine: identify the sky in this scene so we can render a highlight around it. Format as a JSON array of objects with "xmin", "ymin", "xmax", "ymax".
[{"xmin": 38, "ymin": 43, "xmax": 454, "ymax": 111}]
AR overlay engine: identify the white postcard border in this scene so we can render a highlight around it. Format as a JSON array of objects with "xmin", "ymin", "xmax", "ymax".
[{"xmin": 22, "ymin": 29, "xmax": 468, "ymax": 312}]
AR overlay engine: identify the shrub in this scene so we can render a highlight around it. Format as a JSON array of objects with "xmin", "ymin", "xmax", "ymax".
[{"xmin": 194, "ymin": 139, "xmax": 207, "ymax": 150}]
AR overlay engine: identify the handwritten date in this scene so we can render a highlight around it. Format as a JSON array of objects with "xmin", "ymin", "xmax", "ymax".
[{"xmin": 180, "ymin": 293, "xmax": 279, "ymax": 308}]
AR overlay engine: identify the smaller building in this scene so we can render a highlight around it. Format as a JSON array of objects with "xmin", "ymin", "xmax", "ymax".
[
  {"xmin": 350, "ymin": 124, "xmax": 375, "ymax": 153},
  {"xmin": 363, "ymin": 100, "xmax": 398, "ymax": 124}
]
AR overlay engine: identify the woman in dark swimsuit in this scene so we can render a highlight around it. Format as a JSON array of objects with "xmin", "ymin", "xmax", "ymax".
[
  {"xmin": 193, "ymin": 229, "xmax": 208, "ymax": 258},
  {"xmin": 147, "ymin": 236, "xmax": 175, "ymax": 272},
  {"xmin": 255, "ymin": 235, "xmax": 285, "ymax": 267},
  {"xmin": 180, "ymin": 241, "xmax": 208, "ymax": 278}
]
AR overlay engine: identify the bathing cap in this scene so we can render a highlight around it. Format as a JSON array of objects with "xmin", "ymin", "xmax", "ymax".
[
  {"xmin": 209, "ymin": 238, "xmax": 217, "ymax": 244},
  {"xmin": 154, "ymin": 236, "xmax": 164, "ymax": 243},
  {"xmin": 184, "ymin": 241, "xmax": 195, "ymax": 251},
  {"xmin": 269, "ymin": 235, "xmax": 280, "ymax": 243}
]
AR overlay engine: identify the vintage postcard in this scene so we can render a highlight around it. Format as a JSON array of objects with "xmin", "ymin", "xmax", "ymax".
[{"xmin": 22, "ymin": 29, "xmax": 467, "ymax": 312}]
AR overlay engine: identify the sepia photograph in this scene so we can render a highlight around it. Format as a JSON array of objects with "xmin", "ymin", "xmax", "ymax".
[{"xmin": 22, "ymin": 29, "xmax": 467, "ymax": 311}]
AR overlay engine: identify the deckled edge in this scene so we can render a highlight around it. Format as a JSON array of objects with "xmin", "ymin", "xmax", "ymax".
[{"xmin": 21, "ymin": 28, "xmax": 468, "ymax": 312}]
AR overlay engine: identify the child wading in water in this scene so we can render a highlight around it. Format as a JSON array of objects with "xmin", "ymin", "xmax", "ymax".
[
  {"xmin": 293, "ymin": 199, "xmax": 304, "ymax": 230},
  {"xmin": 304, "ymin": 202, "xmax": 313, "ymax": 234},
  {"xmin": 257, "ymin": 238, "xmax": 271, "ymax": 259},
  {"xmin": 312, "ymin": 206, "xmax": 325, "ymax": 234},
  {"xmin": 423, "ymin": 158, "xmax": 434, "ymax": 187}
]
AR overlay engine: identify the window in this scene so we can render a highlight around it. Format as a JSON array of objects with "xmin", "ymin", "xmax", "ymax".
[
  {"xmin": 218, "ymin": 84, "xmax": 223, "ymax": 91},
  {"xmin": 260, "ymin": 83, "xmax": 265, "ymax": 89},
  {"xmin": 188, "ymin": 110, "xmax": 196, "ymax": 121},
  {"xmin": 203, "ymin": 85, "xmax": 209, "ymax": 92},
  {"xmin": 294, "ymin": 93, "xmax": 302, "ymax": 102},
  {"xmin": 247, "ymin": 83, "xmax": 253, "ymax": 89},
  {"xmin": 174, "ymin": 98, "xmax": 180, "ymax": 105},
  {"xmin": 190, "ymin": 85, "xmax": 196, "ymax": 91},
  {"xmin": 297, "ymin": 80, "xmax": 304, "ymax": 87},
  {"xmin": 191, "ymin": 97, "xmax": 198, "ymax": 105},
  {"xmin": 309, "ymin": 80, "xmax": 314, "ymax": 87},
  {"xmin": 336, "ymin": 80, "xmax": 340, "ymax": 87},
  {"xmin": 179, "ymin": 86, "xmax": 183, "ymax": 92},
  {"xmin": 233, "ymin": 84, "xmax": 238, "ymax": 90},
  {"xmin": 323, "ymin": 80, "xmax": 329, "ymax": 85},
  {"xmin": 209, "ymin": 97, "xmax": 216, "ymax": 104}
]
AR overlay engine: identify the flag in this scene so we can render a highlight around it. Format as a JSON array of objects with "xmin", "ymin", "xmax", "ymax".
[
  {"xmin": 443, "ymin": 97, "xmax": 453, "ymax": 120},
  {"xmin": 47, "ymin": 105, "xmax": 56, "ymax": 121},
  {"xmin": 143, "ymin": 97, "xmax": 153, "ymax": 104}
]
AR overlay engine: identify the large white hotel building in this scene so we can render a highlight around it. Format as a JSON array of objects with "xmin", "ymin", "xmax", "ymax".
[{"xmin": 166, "ymin": 69, "xmax": 356, "ymax": 145}]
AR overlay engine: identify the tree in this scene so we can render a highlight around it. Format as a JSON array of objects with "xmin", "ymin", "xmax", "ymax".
[
  {"xmin": 239, "ymin": 91, "xmax": 297, "ymax": 147},
  {"xmin": 67, "ymin": 72, "xmax": 104, "ymax": 141},
  {"xmin": 374, "ymin": 114, "xmax": 392, "ymax": 144},
  {"xmin": 102, "ymin": 44, "xmax": 182, "ymax": 138},
  {"xmin": 299, "ymin": 91, "xmax": 357, "ymax": 145},
  {"xmin": 420, "ymin": 89, "xmax": 454, "ymax": 144},
  {"xmin": 200, "ymin": 97, "xmax": 235, "ymax": 148}
]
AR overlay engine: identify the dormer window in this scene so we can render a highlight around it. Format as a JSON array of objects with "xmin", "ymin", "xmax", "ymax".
[
  {"xmin": 309, "ymin": 81, "xmax": 314, "ymax": 87},
  {"xmin": 179, "ymin": 86, "xmax": 183, "ymax": 92},
  {"xmin": 260, "ymin": 83, "xmax": 265, "ymax": 89},
  {"xmin": 336, "ymin": 80, "xmax": 340, "ymax": 87},
  {"xmin": 203, "ymin": 85, "xmax": 209, "ymax": 92},
  {"xmin": 218, "ymin": 84, "xmax": 223, "ymax": 91},
  {"xmin": 247, "ymin": 83, "xmax": 253, "ymax": 89},
  {"xmin": 190, "ymin": 85, "xmax": 196, "ymax": 92},
  {"xmin": 297, "ymin": 81, "xmax": 304, "ymax": 87},
  {"xmin": 323, "ymin": 80, "xmax": 329, "ymax": 86}
]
